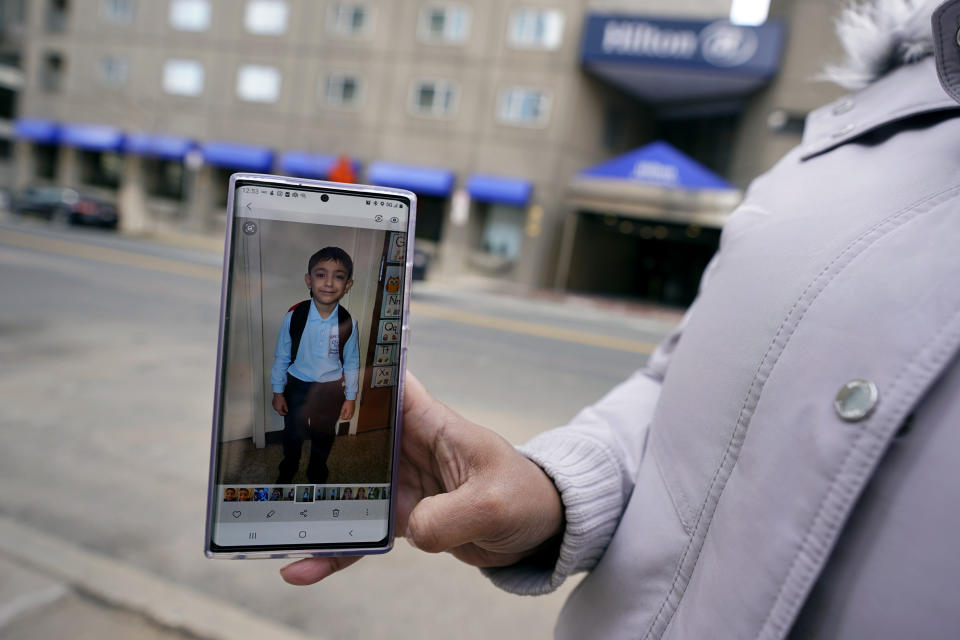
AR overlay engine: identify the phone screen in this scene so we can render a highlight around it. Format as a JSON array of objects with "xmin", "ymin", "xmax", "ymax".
[{"xmin": 206, "ymin": 175, "xmax": 413, "ymax": 556}]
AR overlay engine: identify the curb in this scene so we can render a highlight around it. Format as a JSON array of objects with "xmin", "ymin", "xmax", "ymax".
[{"xmin": 0, "ymin": 517, "xmax": 316, "ymax": 640}]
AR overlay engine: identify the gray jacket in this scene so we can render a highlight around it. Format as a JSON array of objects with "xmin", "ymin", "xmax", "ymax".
[{"xmin": 488, "ymin": 3, "xmax": 960, "ymax": 638}]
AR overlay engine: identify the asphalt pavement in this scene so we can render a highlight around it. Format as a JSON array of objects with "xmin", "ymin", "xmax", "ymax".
[{"xmin": 0, "ymin": 214, "xmax": 681, "ymax": 639}]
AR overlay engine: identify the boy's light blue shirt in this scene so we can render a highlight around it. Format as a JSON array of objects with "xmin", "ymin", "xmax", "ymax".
[{"xmin": 271, "ymin": 302, "xmax": 360, "ymax": 400}]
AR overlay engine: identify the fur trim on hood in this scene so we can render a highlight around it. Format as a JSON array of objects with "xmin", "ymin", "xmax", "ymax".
[{"xmin": 822, "ymin": 0, "xmax": 940, "ymax": 89}]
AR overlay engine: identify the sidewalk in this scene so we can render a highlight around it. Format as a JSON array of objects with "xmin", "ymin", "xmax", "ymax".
[{"xmin": 0, "ymin": 518, "xmax": 315, "ymax": 640}]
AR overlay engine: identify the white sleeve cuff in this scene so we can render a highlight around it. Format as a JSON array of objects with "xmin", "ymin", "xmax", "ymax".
[{"xmin": 482, "ymin": 431, "xmax": 626, "ymax": 595}]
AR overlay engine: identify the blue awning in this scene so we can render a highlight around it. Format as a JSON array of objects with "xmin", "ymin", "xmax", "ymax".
[
  {"xmin": 201, "ymin": 141, "xmax": 274, "ymax": 172},
  {"xmin": 466, "ymin": 174, "xmax": 532, "ymax": 207},
  {"xmin": 13, "ymin": 118, "xmax": 59, "ymax": 144},
  {"xmin": 125, "ymin": 133, "xmax": 194, "ymax": 161},
  {"xmin": 60, "ymin": 123, "xmax": 125, "ymax": 152},
  {"xmin": 579, "ymin": 141, "xmax": 733, "ymax": 190},
  {"xmin": 367, "ymin": 161, "xmax": 455, "ymax": 198}
]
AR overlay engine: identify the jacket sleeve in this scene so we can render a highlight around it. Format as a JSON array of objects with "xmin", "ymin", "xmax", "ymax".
[
  {"xmin": 483, "ymin": 255, "xmax": 719, "ymax": 596},
  {"xmin": 270, "ymin": 311, "xmax": 294, "ymax": 393},
  {"xmin": 342, "ymin": 319, "xmax": 360, "ymax": 401}
]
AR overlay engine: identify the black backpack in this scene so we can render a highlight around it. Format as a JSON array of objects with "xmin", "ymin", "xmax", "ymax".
[{"xmin": 288, "ymin": 300, "xmax": 353, "ymax": 364}]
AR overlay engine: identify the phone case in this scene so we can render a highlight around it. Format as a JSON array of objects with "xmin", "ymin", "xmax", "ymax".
[{"xmin": 204, "ymin": 173, "xmax": 416, "ymax": 559}]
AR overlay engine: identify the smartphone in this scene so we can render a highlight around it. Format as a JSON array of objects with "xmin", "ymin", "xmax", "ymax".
[{"xmin": 205, "ymin": 173, "xmax": 415, "ymax": 559}]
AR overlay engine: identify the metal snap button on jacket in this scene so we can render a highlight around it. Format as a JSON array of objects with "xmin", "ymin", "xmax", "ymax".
[
  {"xmin": 834, "ymin": 379, "xmax": 879, "ymax": 421},
  {"xmin": 832, "ymin": 123, "xmax": 855, "ymax": 138},
  {"xmin": 832, "ymin": 98, "xmax": 854, "ymax": 115}
]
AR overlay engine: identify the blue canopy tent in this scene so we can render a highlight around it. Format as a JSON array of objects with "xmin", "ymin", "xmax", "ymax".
[
  {"xmin": 578, "ymin": 140, "xmax": 733, "ymax": 190},
  {"xmin": 569, "ymin": 140, "xmax": 740, "ymax": 228}
]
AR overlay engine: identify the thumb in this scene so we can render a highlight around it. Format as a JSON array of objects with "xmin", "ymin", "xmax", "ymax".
[{"xmin": 405, "ymin": 484, "xmax": 501, "ymax": 554}]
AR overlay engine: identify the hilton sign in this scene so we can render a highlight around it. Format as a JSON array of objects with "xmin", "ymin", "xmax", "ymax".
[
  {"xmin": 602, "ymin": 20, "xmax": 760, "ymax": 68},
  {"xmin": 580, "ymin": 14, "xmax": 783, "ymax": 102}
]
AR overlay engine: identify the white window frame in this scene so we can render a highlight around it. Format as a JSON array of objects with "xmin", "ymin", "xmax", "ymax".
[
  {"xmin": 244, "ymin": 0, "xmax": 289, "ymax": 35},
  {"xmin": 507, "ymin": 8, "xmax": 564, "ymax": 50},
  {"xmin": 408, "ymin": 80, "xmax": 459, "ymax": 118},
  {"xmin": 169, "ymin": 0, "xmax": 211, "ymax": 32},
  {"xmin": 327, "ymin": 2, "xmax": 372, "ymax": 38},
  {"xmin": 236, "ymin": 64, "xmax": 281, "ymax": 103},
  {"xmin": 163, "ymin": 59, "xmax": 205, "ymax": 96},
  {"xmin": 323, "ymin": 72, "xmax": 363, "ymax": 109},
  {"xmin": 101, "ymin": 0, "xmax": 136, "ymax": 24},
  {"xmin": 497, "ymin": 87, "xmax": 552, "ymax": 127},
  {"xmin": 417, "ymin": 4, "xmax": 471, "ymax": 44},
  {"xmin": 98, "ymin": 54, "xmax": 130, "ymax": 87}
]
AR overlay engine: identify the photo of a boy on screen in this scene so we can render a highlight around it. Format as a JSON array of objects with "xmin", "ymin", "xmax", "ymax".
[{"xmin": 270, "ymin": 247, "xmax": 361, "ymax": 484}]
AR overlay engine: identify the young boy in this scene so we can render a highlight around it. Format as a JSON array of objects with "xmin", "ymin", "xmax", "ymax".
[{"xmin": 271, "ymin": 247, "xmax": 360, "ymax": 484}]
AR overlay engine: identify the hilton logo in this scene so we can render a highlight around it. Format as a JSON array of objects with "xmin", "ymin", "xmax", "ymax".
[
  {"xmin": 700, "ymin": 22, "xmax": 759, "ymax": 67},
  {"xmin": 601, "ymin": 19, "xmax": 758, "ymax": 69}
]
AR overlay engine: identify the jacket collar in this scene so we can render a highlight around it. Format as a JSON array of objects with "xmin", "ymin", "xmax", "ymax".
[{"xmin": 800, "ymin": 55, "xmax": 960, "ymax": 161}]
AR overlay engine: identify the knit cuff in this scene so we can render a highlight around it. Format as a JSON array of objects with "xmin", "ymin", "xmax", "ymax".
[{"xmin": 482, "ymin": 430, "xmax": 625, "ymax": 595}]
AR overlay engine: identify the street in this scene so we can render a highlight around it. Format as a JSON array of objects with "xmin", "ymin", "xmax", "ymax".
[{"xmin": 0, "ymin": 217, "xmax": 678, "ymax": 639}]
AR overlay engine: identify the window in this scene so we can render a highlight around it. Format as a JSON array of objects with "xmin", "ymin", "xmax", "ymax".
[
  {"xmin": 418, "ymin": 4, "xmax": 470, "ymax": 43},
  {"xmin": 144, "ymin": 158, "xmax": 185, "ymax": 200},
  {"xmin": 508, "ymin": 8, "xmax": 564, "ymax": 50},
  {"xmin": 169, "ymin": 0, "xmax": 210, "ymax": 31},
  {"xmin": 497, "ymin": 88, "xmax": 551, "ymax": 126},
  {"xmin": 163, "ymin": 59, "xmax": 204, "ymax": 96},
  {"xmin": 80, "ymin": 150, "xmax": 122, "ymax": 189},
  {"xmin": 40, "ymin": 52, "xmax": 64, "ymax": 93},
  {"xmin": 237, "ymin": 65, "xmax": 281, "ymax": 103},
  {"xmin": 101, "ymin": 0, "xmax": 135, "ymax": 24},
  {"xmin": 328, "ymin": 3, "xmax": 370, "ymax": 37},
  {"xmin": 410, "ymin": 80, "xmax": 457, "ymax": 117},
  {"xmin": 34, "ymin": 145, "xmax": 58, "ymax": 179},
  {"xmin": 1, "ymin": 0, "xmax": 26, "ymax": 29},
  {"xmin": 478, "ymin": 203, "xmax": 524, "ymax": 261},
  {"xmin": 244, "ymin": 0, "xmax": 288, "ymax": 35},
  {"xmin": 98, "ymin": 55, "xmax": 129, "ymax": 87},
  {"xmin": 0, "ymin": 86, "xmax": 15, "ymax": 119},
  {"xmin": 46, "ymin": 0, "xmax": 69, "ymax": 32},
  {"xmin": 324, "ymin": 73, "xmax": 362, "ymax": 108}
]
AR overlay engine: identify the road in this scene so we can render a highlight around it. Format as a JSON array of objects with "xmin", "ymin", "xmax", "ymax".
[{"xmin": 0, "ymin": 217, "xmax": 678, "ymax": 639}]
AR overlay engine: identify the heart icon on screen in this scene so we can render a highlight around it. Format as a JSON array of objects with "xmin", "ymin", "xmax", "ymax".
[{"xmin": 232, "ymin": 511, "xmax": 242, "ymax": 518}]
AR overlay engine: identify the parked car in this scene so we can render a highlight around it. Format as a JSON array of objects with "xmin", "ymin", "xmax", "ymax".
[{"xmin": 11, "ymin": 187, "xmax": 119, "ymax": 229}]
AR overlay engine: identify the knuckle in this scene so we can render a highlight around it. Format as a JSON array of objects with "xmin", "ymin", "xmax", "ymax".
[{"xmin": 474, "ymin": 485, "xmax": 512, "ymax": 528}]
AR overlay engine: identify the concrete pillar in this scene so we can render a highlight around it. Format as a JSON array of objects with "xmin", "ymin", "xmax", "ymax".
[
  {"xmin": 58, "ymin": 146, "xmax": 79, "ymax": 188},
  {"xmin": 436, "ymin": 188, "xmax": 473, "ymax": 277},
  {"xmin": 552, "ymin": 209, "xmax": 579, "ymax": 291},
  {"xmin": 13, "ymin": 140, "xmax": 34, "ymax": 190},
  {"xmin": 118, "ymin": 154, "xmax": 149, "ymax": 234},
  {"xmin": 184, "ymin": 164, "xmax": 213, "ymax": 232}
]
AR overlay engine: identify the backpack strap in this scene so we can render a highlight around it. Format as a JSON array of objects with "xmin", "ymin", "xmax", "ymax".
[
  {"xmin": 288, "ymin": 300, "xmax": 311, "ymax": 362},
  {"xmin": 337, "ymin": 305, "xmax": 353, "ymax": 365}
]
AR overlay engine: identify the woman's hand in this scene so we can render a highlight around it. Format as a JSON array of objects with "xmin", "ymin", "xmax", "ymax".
[{"xmin": 280, "ymin": 372, "xmax": 563, "ymax": 586}]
